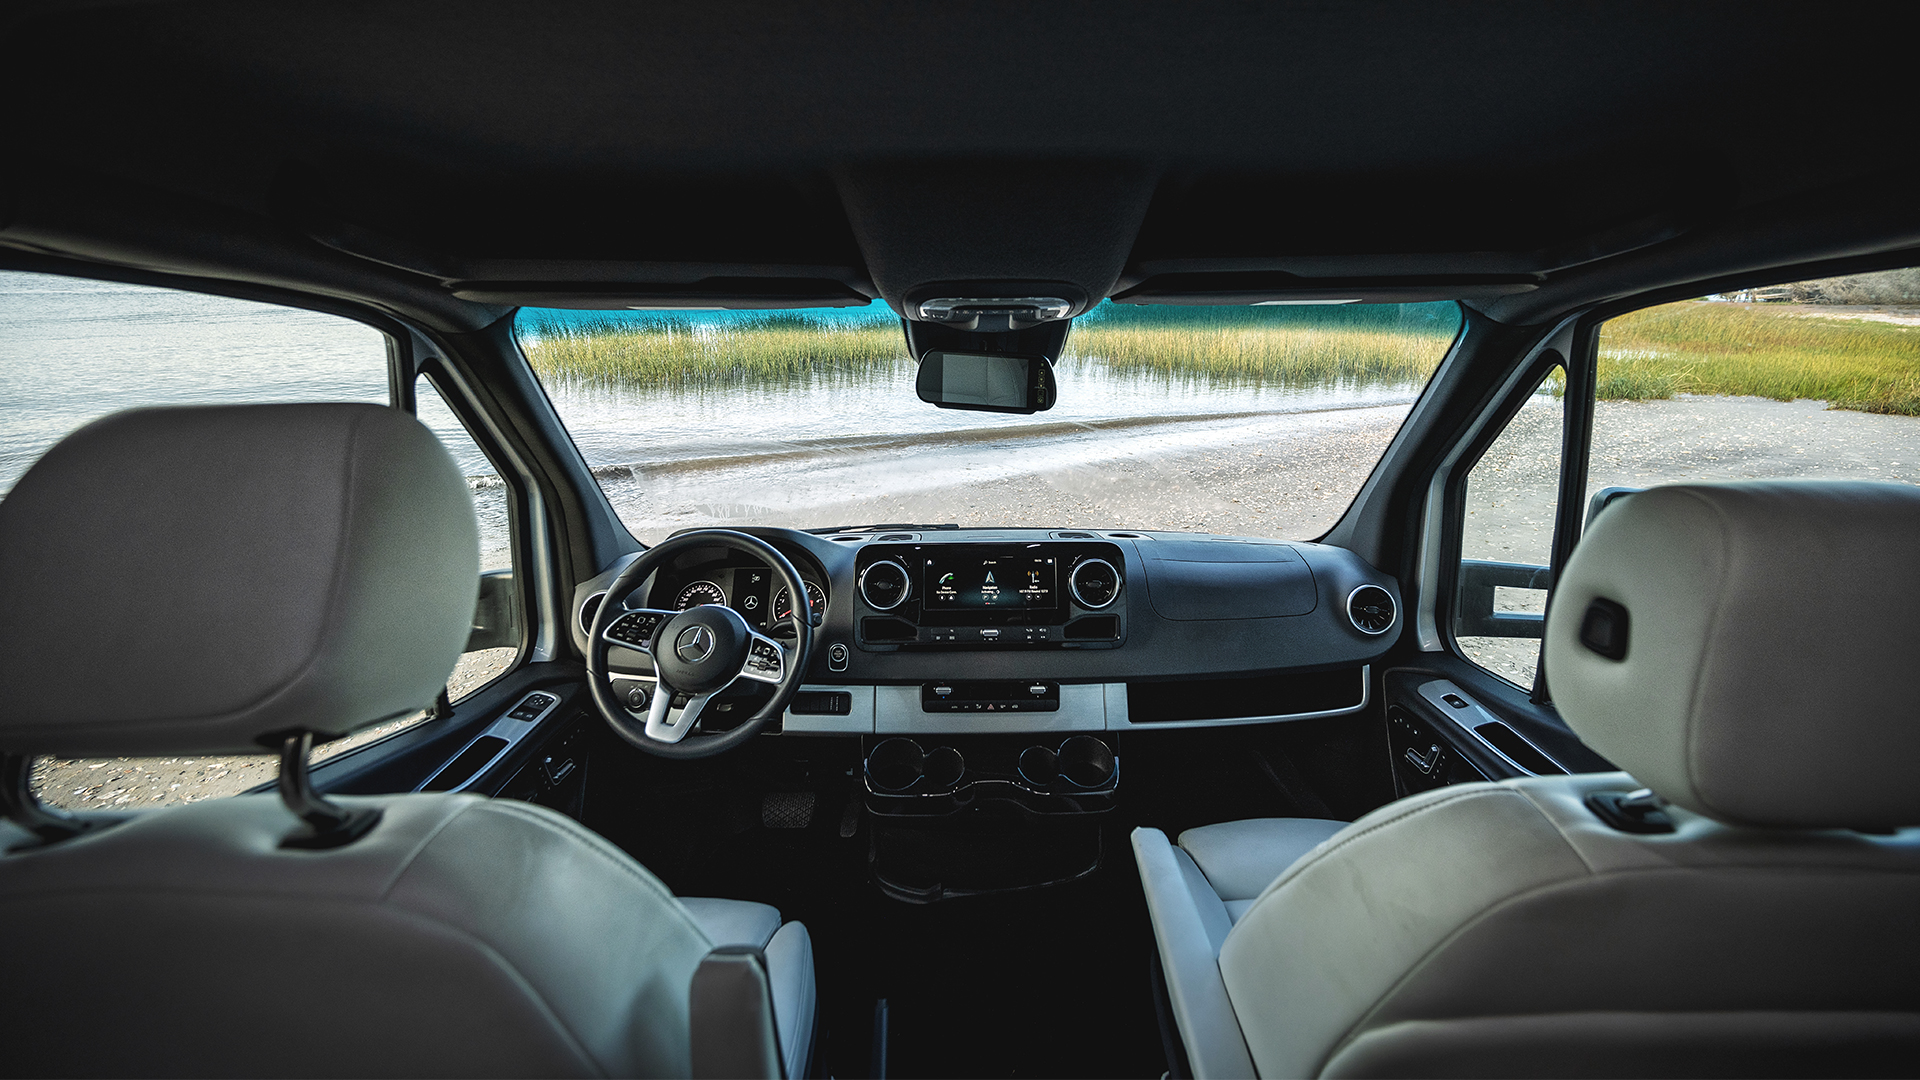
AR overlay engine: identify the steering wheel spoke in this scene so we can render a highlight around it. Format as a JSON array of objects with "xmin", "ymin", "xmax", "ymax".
[{"xmin": 642, "ymin": 683, "xmax": 721, "ymax": 744}]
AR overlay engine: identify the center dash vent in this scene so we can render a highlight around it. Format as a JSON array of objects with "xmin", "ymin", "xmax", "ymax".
[
  {"xmin": 876, "ymin": 533, "xmax": 916, "ymax": 541},
  {"xmin": 1053, "ymin": 531, "xmax": 1096, "ymax": 539},
  {"xmin": 1347, "ymin": 585, "xmax": 1396, "ymax": 635}
]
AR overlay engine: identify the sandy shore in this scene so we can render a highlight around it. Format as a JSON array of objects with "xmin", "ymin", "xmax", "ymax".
[{"xmin": 34, "ymin": 396, "xmax": 1920, "ymax": 806}]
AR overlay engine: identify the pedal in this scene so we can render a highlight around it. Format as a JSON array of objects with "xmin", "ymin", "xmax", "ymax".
[
  {"xmin": 838, "ymin": 795, "xmax": 861, "ymax": 838},
  {"xmin": 761, "ymin": 790, "xmax": 816, "ymax": 829}
]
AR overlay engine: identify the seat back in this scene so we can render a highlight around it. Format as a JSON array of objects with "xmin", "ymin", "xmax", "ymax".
[
  {"xmin": 0, "ymin": 404, "xmax": 717, "ymax": 1076},
  {"xmin": 1218, "ymin": 482, "xmax": 1920, "ymax": 1077}
]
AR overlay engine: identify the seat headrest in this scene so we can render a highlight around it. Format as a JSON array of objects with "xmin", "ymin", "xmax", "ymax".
[
  {"xmin": 1544, "ymin": 480, "xmax": 1920, "ymax": 830},
  {"xmin": 0, "ymin": 404, "xmax": 480, "ymax": 756}
]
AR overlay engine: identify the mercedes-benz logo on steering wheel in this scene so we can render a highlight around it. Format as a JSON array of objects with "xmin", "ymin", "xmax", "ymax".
[{"xmin": 674, "ymin": 624, "xmax": 716, "ymax": 663}]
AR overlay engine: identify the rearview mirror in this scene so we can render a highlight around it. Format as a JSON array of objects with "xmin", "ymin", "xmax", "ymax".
[{"xmin": 914, "ymin": 352, "xmax": 1056, "ymax": 415}]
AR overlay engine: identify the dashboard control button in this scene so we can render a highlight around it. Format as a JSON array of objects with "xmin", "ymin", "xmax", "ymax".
[{"xmin": 827, "ymin": 642, "xmax": 849, "ymax": 671}]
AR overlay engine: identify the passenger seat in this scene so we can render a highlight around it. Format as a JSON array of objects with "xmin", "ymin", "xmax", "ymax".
[{"xmin": 1134, "ymin": 480, "xmax": 1920, "ymax": 1078}]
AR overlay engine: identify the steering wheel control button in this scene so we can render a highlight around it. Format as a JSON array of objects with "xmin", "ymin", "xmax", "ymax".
[
  {"xmin": 1068, "ymin": 558, "xmax": 1122, "ymax": 608},
  {"xmin": 859, "ymin": 559, "xmax": 911, "ymax": 610},
  {"xmin": 745, "ymin": 639, "xmax": 784, "ymax": 680},
  {"xmin": 827, "ymin": 642, "xmax": 849, "ymax": 671},
  {"xmin": 605, "ymin": 611, "xmax": 664, "ymax": 647}
]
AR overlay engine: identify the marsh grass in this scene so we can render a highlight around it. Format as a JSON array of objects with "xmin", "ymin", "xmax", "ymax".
[
  {"xmin": 1599, "ymin": 302, "xmax": 1920, "ymax": 414},
  {"xmin": 518, "ymin": 302, "xmax": 1920, "ymax": 415},
  {"xmin": 521, "ymin": 303, "xmax": 1463, "ymax": 392},
  {"xmin": 1060, "ymin": 324, "xmax": 1450, "ymax": 386},
  {"xmin": 522, "ymin": 313, "xmax": 907, "ymax": 387}
]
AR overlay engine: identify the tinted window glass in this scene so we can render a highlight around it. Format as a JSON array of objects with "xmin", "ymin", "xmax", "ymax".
[
  {"xmin": 1456, "ymin": 369, "xmax": 1565, "ymax": 688},
  {"xmin": 0, "ymin": 271, "xmax": 388, "ymax": 496},
  {"xmin": 1588, "ymin": 269, "xmax": 1920, "ymax": 507},
  {"xmin": 0, "ymin": 270, "xmax": 448, "ymax": 809}
]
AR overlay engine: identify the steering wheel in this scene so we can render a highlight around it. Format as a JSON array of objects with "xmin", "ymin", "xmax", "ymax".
[{"xmin": 585, "ymin": 530, "xmax": 817, "ymax": 759}]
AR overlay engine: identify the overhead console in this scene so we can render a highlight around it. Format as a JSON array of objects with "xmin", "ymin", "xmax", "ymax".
[{"xmin": 854, "ymin": 540, "xmax": 1126, "ymax": 650}]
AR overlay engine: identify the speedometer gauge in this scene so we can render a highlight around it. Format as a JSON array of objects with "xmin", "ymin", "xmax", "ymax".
[
  {"xmin": 772, "ymin": 581, "xmax": 827, "ymax": 623},
  {"xmin": 675, "ymin": 580, "xmax": 727, "ymax": 609}
]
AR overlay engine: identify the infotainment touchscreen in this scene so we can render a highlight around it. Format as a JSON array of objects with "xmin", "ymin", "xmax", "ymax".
[{"xmin": 922, "ymin": 551, "xmax": 1058, "ymax": 610}]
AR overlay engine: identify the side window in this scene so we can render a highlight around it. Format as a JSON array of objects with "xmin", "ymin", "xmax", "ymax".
[
  {"xmin": 1588, "ymin": 268, "xmax": 1920, "ymax": 509},
  {"xmin": 1448, "ymin": 265, "xmax": 1918, "ymax": 693},
  {"xmin": 416, "ymin": 373, "xmax": 520, "ymax": 700},
  {"xmin": 1454, "ymin": 367, "xmax": 1565, "ymax": 688},
  {"xmin": 0, "ymin": 271, "xmax": 496, "ymax": 809}
]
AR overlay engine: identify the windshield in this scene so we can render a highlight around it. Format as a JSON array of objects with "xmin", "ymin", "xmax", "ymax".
[{"xmin": 518, "ymin": 300, "xmax": 1462, "ymax": 543}]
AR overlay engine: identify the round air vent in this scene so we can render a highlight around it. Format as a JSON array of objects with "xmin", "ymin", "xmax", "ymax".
[
  {"xmin": 579, "ymin": 591, "xmax": 607, "ymax": 636},
  {"xmin": 1068, "ymin": 558, "xmax": 1121, "ymax": 609},
  {"xmin": 859, "ymin": 560, "xmax": 912, "ymax": 610},
  {"xmin": 1347, "ymin": 585, "xmax": 1396, "ymax": 635}
]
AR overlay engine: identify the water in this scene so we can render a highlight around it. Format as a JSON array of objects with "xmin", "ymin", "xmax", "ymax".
[
  {"xmin": 3, "ymin": 272, "xmax": 1439, "ymax": 549},
  {"xmin": 0, "ymin": 271, "xmax": 517, "ymax": 566}
]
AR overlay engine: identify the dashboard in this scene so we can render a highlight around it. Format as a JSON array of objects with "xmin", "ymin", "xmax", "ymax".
[{"xmin": 571, "ymin": 526, "xmax": 1402, "ymax": 738}]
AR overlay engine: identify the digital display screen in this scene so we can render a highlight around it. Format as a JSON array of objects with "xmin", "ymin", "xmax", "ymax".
[
  {"xmin": 733, "ymin": 568, "xmax": 770, "ymax": 630},
  {"xmin": 923, "ymin": 552, "xmax": 1057, "ymax": 609}
]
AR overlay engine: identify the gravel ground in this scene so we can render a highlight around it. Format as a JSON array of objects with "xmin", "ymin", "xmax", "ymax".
[
  {"xmin": 1458, "ymin": 394, "xmax": 1920, "ymax": 685},
  {"xmin": 645, "ymin": 404, "xmax": 1415, "ymax": 543},
  {"xmin": 32, "ymin": 396, "xmax": 1920, "ymax": 806}
]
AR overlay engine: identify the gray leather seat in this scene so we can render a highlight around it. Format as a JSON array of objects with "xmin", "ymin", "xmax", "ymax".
[
  {"xmin": 0, "ymin": 404, "xmax": 815, "ymax": 1078},
  {"xmin": 1136, "ymin": 480, "xmax": 1920, "ymax": 1078}
]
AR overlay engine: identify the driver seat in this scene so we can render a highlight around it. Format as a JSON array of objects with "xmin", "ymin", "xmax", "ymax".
[{"xmin": 0, "ymin": 404, "xmax": 815, "ymax": 1078}]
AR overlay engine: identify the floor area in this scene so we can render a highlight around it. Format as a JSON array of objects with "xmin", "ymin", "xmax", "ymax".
[{"xmin": 581, "ymin": 715, "xmax": 1388, "ymax": 1078}]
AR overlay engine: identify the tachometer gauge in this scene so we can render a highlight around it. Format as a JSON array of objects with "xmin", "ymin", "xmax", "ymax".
[
  {"xmin": 772, "ymin": 581, "xmax": 827, "ymax": 623},
  {"xmin": 675, "ymin": 580, "xmax": 727, "ymax": 609}
]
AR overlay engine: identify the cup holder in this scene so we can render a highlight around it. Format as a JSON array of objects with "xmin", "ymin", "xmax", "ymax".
[
  {"xmin": 868, "ymin": 736, "xmax": 1115, "ymax": 800},
  {"xmin": 1057, "ymin": 735, "xmax": 1116, "ymax": 788},
  {"xmin": 1016, "ymin": 736, "xmax": 1115, "ymax": 790},
  {"xmin": 1017, "ymin": 744, "xmax": 1059, "ymax": 788},
  {"xmin": 923, "ymin": 745, "xmax": 966, "ymax": 790},
  {"xmin": 866, "ymin": 737, "xmax": 926, "ymax": 793}
]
